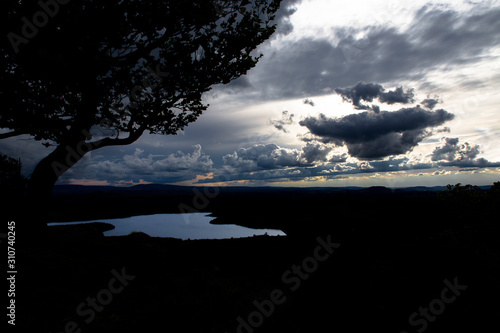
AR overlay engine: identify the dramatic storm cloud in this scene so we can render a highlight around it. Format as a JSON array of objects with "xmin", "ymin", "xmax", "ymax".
[
  {"xmin": 296, "ymin": 82, "xmax": 456, "ymax": 160},
  {"xmin": 343, "ymin": 129, "xmax": 431, "ymax": 160},
  {"xmin": 335, "ymin": 82, "xmax": 414, "ymax": 112},
  {"xmin": 300, "ymin": 103, "xmax": 455, "ymax": 160}
]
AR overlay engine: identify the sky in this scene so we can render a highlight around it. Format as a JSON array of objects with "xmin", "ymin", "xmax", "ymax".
[{"xmin": 2, "ymin": 0, "xmax": 500, "ymax": 187}]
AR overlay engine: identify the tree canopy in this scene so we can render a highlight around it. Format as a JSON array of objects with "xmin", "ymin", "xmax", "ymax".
[{"xmin": 0, "ymin": 0, "xmax": 282, "ymax": 198}]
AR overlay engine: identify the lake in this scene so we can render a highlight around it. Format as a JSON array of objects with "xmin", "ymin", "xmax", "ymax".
[{"xmin": 48, "ymin": 213, "xmax": 286, "ymax": 239}]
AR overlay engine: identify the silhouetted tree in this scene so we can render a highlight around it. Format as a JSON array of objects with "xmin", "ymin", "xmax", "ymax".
[
  {"xmin": 0, "ymin": 0, "xmax": 282, "ymax": 210},
  {"xmin": 0, "ymin": 153, "xmax": 26, "ymax": 192},
  {"xmin": 439, "ymin": 183, "xmax": 487, "ymax": 221},
  {"xmin": 0, "ymin": 153, "xmax": 27, "ymax": 220},
  {"xmin": 488, "ymin": 181, "xmax": 500, "ymax": 195},
  {"xmin": 442, "ymin": 183, "xmax": 483, "ymax": 201},
  {"xmin": 486, "ymin": 181, "xmax": 500, "ymax": 204}
]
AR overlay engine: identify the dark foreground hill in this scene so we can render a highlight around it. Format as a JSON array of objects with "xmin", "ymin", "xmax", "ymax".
[{"xmin": 12, "ymin": 183, "xmax": 500, "ymax": 332}]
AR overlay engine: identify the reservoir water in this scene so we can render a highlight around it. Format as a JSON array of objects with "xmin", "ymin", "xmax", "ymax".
[{"xmin": 48, "ymin": 213, "xmax": 285, "ymax": 239}]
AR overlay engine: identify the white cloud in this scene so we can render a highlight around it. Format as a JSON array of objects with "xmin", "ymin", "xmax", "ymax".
[{"xmin": 60, "ymin": 145, "xmax": 213, "ymax": 184}]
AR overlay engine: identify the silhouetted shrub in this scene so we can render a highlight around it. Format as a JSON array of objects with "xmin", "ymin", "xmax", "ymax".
[
  {"xmin": 0, "ymin": 153, "xmax": 27, "ymax": 195},
  {"xmin": 487, "ymin": 181, "xmax": 500, "ymax": 197},
  {"xmin": 440, "ymin": 183, "xmax": 484, "ymax": 203}
]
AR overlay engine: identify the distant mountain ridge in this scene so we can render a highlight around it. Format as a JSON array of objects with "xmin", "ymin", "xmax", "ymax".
[{"xmin": 52, "ymin": 183, "xmax": 492, "ymax": 196}]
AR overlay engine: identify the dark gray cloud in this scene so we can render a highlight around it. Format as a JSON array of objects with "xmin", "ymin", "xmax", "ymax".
[
  {"xmin": 335, "ymin": 82, "xmax": 415, "ymax": 112},
  {"xmin": 222, "ymin": 142, "xmax": 337, "ymax": 171},
  {"xmin": 421, "ymin": 97, "xmax": 440, "ymax": 110},
  {"xmin": 249, "ymin": 6, "xmax": 500, "ymax": 101},
  {"xmin": 303, "ymin": 98, "xmax": 315, "ymax": 107},
  {"xmin": 344, "ymin": 129, "xmax": 432, "ymax": 160},
  {"xmin": 378, "ymin": 86, "xmax": 415, "ymax": 105},
  {"xmin": 214, "ymin": 142, "xmax": 341, "ymax": 182},
  {"xmin": 269, "ymin": 110, "xmax": 295, "ymax": 133},
  {"xmin": 301, "ymin": 142, "xmax": 332, "ymax": 164},
  {"xmin": 300, "ymin": 106, "xmax": 455, "ymax": 160},
  {"xmin": 432, "ymin": 138, "xmax": 468, "ymax": 161},
  {"xmin": 335, "ymin": 82, "xmax": 383, "ymax": 107},
  {"xmin": 431, "ymin": 137, "xmax": 500, "ymax": 167},
  {"xmin": 273, "ymin": 0, "xmax": 303, "ymax": 36}
]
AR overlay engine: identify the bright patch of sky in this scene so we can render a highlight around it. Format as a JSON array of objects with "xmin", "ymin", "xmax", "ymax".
[{"xmin": 285, "ymin": 0, "xmax": 497, "ymax": 41}]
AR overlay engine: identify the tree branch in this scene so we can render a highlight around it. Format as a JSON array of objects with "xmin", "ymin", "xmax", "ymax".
[{"xmin": 91, "ymin": 128, "xmax": 145, "ymax": 148}]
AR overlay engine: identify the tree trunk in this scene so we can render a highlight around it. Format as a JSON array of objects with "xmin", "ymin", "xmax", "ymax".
[
  {"xmin": 24, "ymin": 124, "xmax": 145, "ymax": 234},
  {"xmin": 23, "ymin": 73, "xmax": 100, "ymax": 234},
  {"xmin": 26, "ymin": 138, "xmax": 88, "ymax": 232}
]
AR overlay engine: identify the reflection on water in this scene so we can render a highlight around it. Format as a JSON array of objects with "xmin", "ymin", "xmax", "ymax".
[{"xmin": 48, "ymin": 213, "xmax": 285, "ymax": 239}]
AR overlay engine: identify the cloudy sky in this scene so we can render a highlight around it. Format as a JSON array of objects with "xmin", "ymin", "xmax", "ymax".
[{"xmin": 3, "ymin": 0, "xmax": 500, "ymax": 187}]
